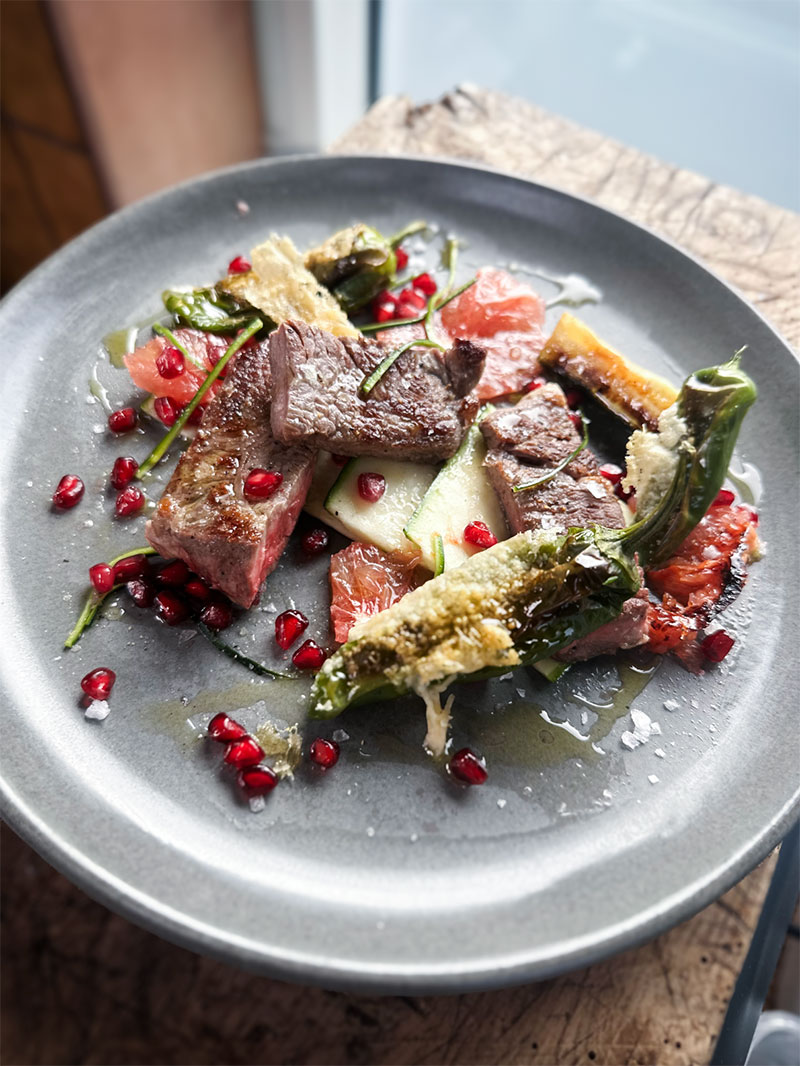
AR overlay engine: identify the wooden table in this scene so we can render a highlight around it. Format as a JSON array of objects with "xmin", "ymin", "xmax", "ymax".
[{"xmin": 2, "ymin": 88, "xmax": 798, "ymax": 1066}]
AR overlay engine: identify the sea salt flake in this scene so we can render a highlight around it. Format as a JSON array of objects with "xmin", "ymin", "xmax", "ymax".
[
  {"xmin": 366, "ymin": 826, "xmax": 375, "ymax": 837},
  {"xmin": 236, "ymin": 199, "xmax": 250, "ymax": 215},
  {"xmin": 497, "ymin": 798, "xmax": 507, "ymax": 809},
  {"xmin": 648, "ymin": 774, "xmax": 660, "ymax": 784},
  {"xmin": 654, "ymin": 748, "xmax": 666, "ymax": 758},
  {"xmin": 85, "ymin": 700, "xmax": 110, "ymax": 720},
  {"xmin": 332, "ymin": 728, "xmax": 350, "ymax": 743},
  {"xmin": 249, "ymin": 796, "xmax": 266, "ymax": 813},
  {"xmin": 663, "ymin": 699, "xmax": 680, "ymax": 712}
]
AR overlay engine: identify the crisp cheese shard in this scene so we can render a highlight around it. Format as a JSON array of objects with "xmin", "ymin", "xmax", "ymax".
[{"xmin": 222, "ymin": 234, "xmax": 360, "ymax": 338}]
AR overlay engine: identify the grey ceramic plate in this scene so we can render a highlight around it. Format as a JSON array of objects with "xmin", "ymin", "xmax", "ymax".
[{"xmin": 1, "ymin": 155, "xmax": 798, "ymax": 993}]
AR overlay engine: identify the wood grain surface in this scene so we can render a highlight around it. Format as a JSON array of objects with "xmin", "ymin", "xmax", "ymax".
[
  {"xmin": 332, "ymin": 87, "xmax": 800, "ymax": 349},
  {"xmin": 2, "ymin": 87, "xmax": 798, "ymax": 1066}
]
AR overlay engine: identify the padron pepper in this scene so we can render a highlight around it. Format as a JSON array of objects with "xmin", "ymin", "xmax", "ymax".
[
  {"xmin": 615, "ymin": 352, "xmax": 757, "ymax": 568},
  {"xmin": 308, "ymin": 355, "xmax": 757, "ymax": 746},
  {"xmin": 162, "ymin": 286, "xmax": 264, "ymax": 334},
  {"xmin": 304, "ymin": 223, "xmax": 397, "ymax": 314}
]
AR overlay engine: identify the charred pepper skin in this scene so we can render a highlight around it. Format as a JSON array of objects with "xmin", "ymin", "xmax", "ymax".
[
  {"xmin": 616, "ymin": 354, "xmax": 757, "ymax": 569},
  {"xmin": 308, "ymin": 526, "xmax": 641, "ymax": 720},
  {"xmin": 304, "ymin": 223, "xmax": 398, "ymax": 314}
]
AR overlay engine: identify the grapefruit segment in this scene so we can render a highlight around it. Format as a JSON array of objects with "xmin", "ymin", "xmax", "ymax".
[
  {"xmin": 124, "ymin": 328, "xmax": 230, "ymax": 404},
  {"xmin": 329, "ymin": 542, "xmax": 423, "ymax": 644}
]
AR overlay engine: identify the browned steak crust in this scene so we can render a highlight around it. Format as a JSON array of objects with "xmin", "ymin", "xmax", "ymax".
[
  {"xmin": 269, "ymin": 321, "xmax": 484, "ymax": 461},
  {"xmin": 146, "ymin": 339, "xmax": 315, "ymax": 607},
  {"xmin": 480, "ymin": 383, "xmax": 624, "ymax": 534}
]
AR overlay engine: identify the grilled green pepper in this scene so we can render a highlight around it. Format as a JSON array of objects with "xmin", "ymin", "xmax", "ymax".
[
  {"xmin": 162, "ymin": 286, "xmax": 263, "ymax": 333},
  {"xmin": 304, "ymin": 223, "xmax": 396, "ymax": 314},
  {"xmin": 617, "ymin": 352, "xmax": 757, "ymax": 568},
  {"xmin": 309, "ymin": 355, "xmax": 756, "ymax": 736},
  {"xmin": 310, "ymin": 527, "xmax": 641, "ymax": 722}
]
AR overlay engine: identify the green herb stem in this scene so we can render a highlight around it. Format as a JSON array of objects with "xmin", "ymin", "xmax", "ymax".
[
  {"xmin": 360, "ymin": 276, "xmax": 477, "ymax": 334},
  {"xmin": 512, "ymin": 417, "xmax": 590, "ymax": 494},
  {"xmin": 65, "ymin": 546, "xmax": 157, "ymax": 649},
  {"xmin": 152, "ymin": 323, "xmax": 204, "ymax": 370},
  {"xmin": 136, "ymin": 317, "xmax": 262, "ymax": 478},
  {"xmin": 360, "ymin": 338, "xmax": 445, "ymax": 397},
  {"xmin": 388, "ymin": 220, "xmax": 428, "ymax": 247},
  {"xmin": 196, "ymin": 624, "xmax": 294, "ymax": 680}
]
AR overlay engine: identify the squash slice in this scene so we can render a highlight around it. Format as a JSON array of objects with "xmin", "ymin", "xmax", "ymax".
[{"xmin": 539, "ymin": 313, "xmax": 677, "ymax": 429}]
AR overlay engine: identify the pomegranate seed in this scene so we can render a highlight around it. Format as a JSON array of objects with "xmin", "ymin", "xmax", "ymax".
[
  {"xmin": 464, "ymin": 521, "xmax": 498, "ymax": 549},
  {"xmin": 357, "ymin": 472, "xmax": 386, "ymax": 502},
  {"xmin": 154, "ymin": 589, "xmax": 190, "ymax": 626},
  {"xmin": 200, "ymin": 601, "xmax": 233, "ymax": 630},
  {"xmin": 52, "ymin": 474, "xmax": 84, "ymax": 510},
  {"xmin": 187, "ymin": 404, "xmax": 205, "ymax": 426},
  {"xmin": 108, "ymin": 407, "xmax": 137, "ymax": 433},
  {"xmin": 747, "ymin": 507, "xmax": 759, "ymax": 527},
  {"xmin": 599, "ymin": 463, "xmax": 624, "ymax": 485},
  {"xmin": 395, "ymin": 246, "xmax": 409, "ymax": 270},
  {"xmin": 237, "ymin": 764, "xmax": 278, "ymax": 794},
  {"xmin": 523, "ymin": 377, "xmax": 545, "ymax": 393},
  {"xmin": 89, "ymin": 563, "xmax": 114, "ymax": 595},
  {"xmin": 228, "ymin": 255, "xmax": 251, "ymax": 274},
  {"xmin": 155, "ymin": 345, "xmax": 185, "ymax": 379},
  {"xmin": 224, "ymin": 735, "xmax": 264, "ymax": 768},
  {"xmin": 292, "ymin": 640, "xmax": 325, "ymax": 670},
  {"xmin": 395, "ymin": 300, "xmax": 421, "ymax": 320},
  {"xmin": 701, "ymin": 630, "xmax": 735, "ymax": 663},
  {"xmin": 301, "ymin": 528, "xmax": 329, "ymax": 555},
  {"xmin": 275, "ymin": 609, "xmax": 308, "ymax": 650},
  {"xmin": 375, "ymin": 304, "xmax": 395, "ymax": 323},
  {"xmin": 449, "ymin": 747, "xmax": 488, "ymax": 785},
  {"xmin": 371, "ymin": 289, "xmax": 397, "ymax": 313},
  {"xmin": 244, "ymin": 468, "xmax": 283, "ymax": 500},
  {"xmin": 208, "ymin": 712, "xmax": 246, "ymax": 742},
  {"xmin": 712, "ymin": 488, "xmax": 735, "ymax": 507},
  {"xmin": 564, "ymin": 389, "xmax": 582, "ymax": 409},
  {"xmin": 153, "ymin": 396, "xmax": 180, "ymax": 427},
  {"xmin": 126, "ymin": 577, "xmax": 155, "ymax": 608},
  {"xmin": 184, "ymin": 578, "xmax": 212, "ymax": 604},
  {"xmin": 115, "ymin": 486, "xmax": 145, "ymax": 517},
  {"xmin": 110, "ymin": 456, "xmax": 138, "ymax": 490},
  {"xmin": 157, "ymin": 559, "xmax": 190, "ymax": 586},
  {"xmin": 331, "ymin": 453, "xmax": 350, "ymax": 466},
  {"xmin": 398, "ymin": 287, "xmax": 426, "ymax": 311},
  {"xmin": 309, "ymin": 738, "xmax": 340, "ymax": 768},
  {"xmin": 412, "ymin": 272, "xmax": 437, "ymax": 296},
  {"xmin": 81, "ymin": 667, "xmax": 116, "ymax": 701},
  {"xmin": 569, "ymin": 412, "xmax": 582, "ymax": 429},
  {"xmin": 112, "ymin": 554, "xmax": 150, "ymax": 583}
]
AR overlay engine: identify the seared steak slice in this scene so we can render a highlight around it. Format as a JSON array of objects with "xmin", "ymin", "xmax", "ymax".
[
  {"xmin": 146, "ymin": 339, "xmax": 315, "ymax": 608},
  {"xmin": 555, "ymin": 586, "xmax": 650, "ymax": 661},
  {"xmin": 481, "ymin": 384, "xmax": 624, "ymax": 534},
  {"xmin": 269, "ymin": 321, "xmax": 484, "ymax": 461}
]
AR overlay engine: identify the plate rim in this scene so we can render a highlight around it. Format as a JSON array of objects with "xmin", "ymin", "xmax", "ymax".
[{"xmin": 1, "ymin": 152, "xmax": 798, "ymax": 992}]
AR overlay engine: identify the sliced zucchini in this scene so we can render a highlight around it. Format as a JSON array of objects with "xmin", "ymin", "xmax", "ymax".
[
  {"xmin": 324, "ymin": 457, "xmax": 436, "ymax": 555},
  {"xmin": 532, "ymin": 657, "xmax": 570, "ymax": 683},
  {"xmin": 539, "ymin": 313, "xmax": 678, "ymax": 430},
  {"xmin": 303, "ymin": 452, "xmax": 351, "ymax": 538},
  {"xmin": 404, "ymin": 416, "xmax": 508, "ymax": 571}
]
